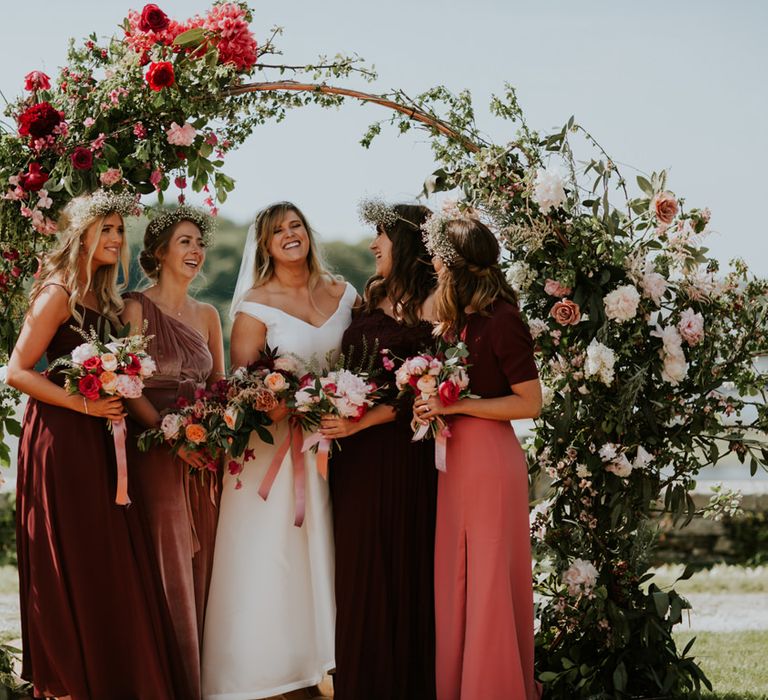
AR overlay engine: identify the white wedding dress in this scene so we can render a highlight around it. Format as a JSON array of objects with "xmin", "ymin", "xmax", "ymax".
[{"xmin": 202, "ymin": 282, "xmax": 356, "ymax": 700}]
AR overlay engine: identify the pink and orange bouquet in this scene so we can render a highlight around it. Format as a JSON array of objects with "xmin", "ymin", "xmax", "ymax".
[
  {"xmin": 53, "ymin": 328, "xmax": 156, "ymax": 402},
  {"xmin": 391, "ymin": 340, "xmax": 474, "ymax": 442}
]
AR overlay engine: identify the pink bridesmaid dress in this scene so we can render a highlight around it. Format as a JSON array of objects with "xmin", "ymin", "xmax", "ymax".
[{"xmin": 434, "ymin": 300, "xmax": 541, "ymax": 700}]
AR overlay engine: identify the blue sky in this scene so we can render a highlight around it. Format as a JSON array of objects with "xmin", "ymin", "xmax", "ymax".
[{"xmin": 2, "ymin": 0, "xmax": 766, "ymax": 274}]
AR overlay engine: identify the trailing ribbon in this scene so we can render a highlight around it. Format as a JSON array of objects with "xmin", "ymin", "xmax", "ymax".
[
  {"xmin": 257, "ymin": 424, "xmax": 307, "ymax": 527},
  {"xmin": 301, "ymin": 431, "xmax": 330, "ymax": 480},
  {"xmin": 434, "ymin": 421, "xmax": 452, "ymax": 472},
  {"xmin": 111, "ymin": 418, "xmax": 131, "ymax": 506}
]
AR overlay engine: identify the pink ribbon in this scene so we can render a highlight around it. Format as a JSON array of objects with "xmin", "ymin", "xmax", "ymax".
[
  {"xmin": 434, "ymin": 421, "xmax": 452, "ymax": 472},
  {"xmin": 302, "ymin": 431, "xmax": 330, "ymax": 480},
  {"xmin": 111, "ymin": 418, "xmax": 131, "ymax": 506},
  {"xmin": 257, "ymin": 424, "xmax": 307, "ymax": 527}
]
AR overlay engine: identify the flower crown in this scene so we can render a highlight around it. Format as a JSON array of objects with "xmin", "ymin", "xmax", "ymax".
[
  {"xmin": 145, "ymin": 205, "xmax": 216, "ymax": 245},
  {"xmin": 420, "ymin": 208, "xmax": 465, "ymax": 266},
  {"xmin": 65, "ymin": 189, "xmax": 141, "ymax": 233},
  {"xmin": 357, "ymin": 197, "xmax": 420, "ymax": 231}
]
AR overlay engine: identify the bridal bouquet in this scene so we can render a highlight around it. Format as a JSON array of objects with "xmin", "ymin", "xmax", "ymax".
[
  {"xmin": 390, "ymin": 340, "xmax": 475, "ymax": 470},
  {"xmin": 51, "ymin": 326, "xmax": 156, "ymax": 504},
  {"xmin": 137, "ymin": 382, "xmax": 229, "ymax": 477}
]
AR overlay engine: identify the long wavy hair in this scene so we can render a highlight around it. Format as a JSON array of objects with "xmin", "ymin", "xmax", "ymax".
[
  {"xmin": 432, "ymin": 217, "xmax": 518, "ymax": 338},
  {"xmin": 364, "ymin": 204, "xmax": 435, "ymax": 326},
  {"xmin": 30, "ymin": 196, "xmax": 129, "ymax": 325},
  {"xmin": 138, "ymin": 218, "xmax": 202, "ymax": 281},
  {"xmin": 250, "ymin": 201, "xmax": 334, "ymax": 293}
]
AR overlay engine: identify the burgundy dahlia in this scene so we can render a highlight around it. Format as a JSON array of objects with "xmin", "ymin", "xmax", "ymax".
[{"xmin": 18, "ymin": 102, "xmax": 63, "ymax": 138}]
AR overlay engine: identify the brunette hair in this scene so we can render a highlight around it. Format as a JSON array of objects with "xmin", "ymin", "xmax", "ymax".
[
  {"xmin": 138, "ymin": 218, "xmax": 203, "ymax": 280},
  {"xmin": 432, "ymin": 217, "xmax": 518, "ymax": 337},
  {"xmin": 364, "ymin": 204, "xmax": 435, "ymax": 326},
  {"xmin": 30, "ymin": 196, "xmax": 129, "ymax": 325}
]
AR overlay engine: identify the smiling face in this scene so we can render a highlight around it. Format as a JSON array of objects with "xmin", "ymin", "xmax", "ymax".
[
  {"xmin": 82, "ymin": 212, "xmax": 124, "ymax": 271},
  {"xmin": 369, "ymin": 226, "xmax": 394, "ymax": 278},
  {"xmin": 267, "ymin": 209, "xmax": 310, "ymax": 266},
  {"xmin": 158, "ymin": 220, "xmax": 206, "ymax": 281}
]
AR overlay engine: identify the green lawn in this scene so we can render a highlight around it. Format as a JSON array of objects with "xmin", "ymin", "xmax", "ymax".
[{"xmin": 675, "ymin": 630, "xmax": 768, "ymax": 699}]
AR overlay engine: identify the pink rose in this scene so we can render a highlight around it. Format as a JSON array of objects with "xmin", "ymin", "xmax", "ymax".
[
  {"xmin": 651, "ymin": 191, "xmax": 679, "ymax": 225},
  {"xmin": 100, "ymin": 168, "xmax": 122, "ymax": 187},
  {"xmin": 166, "ymin": 121, "xmax": 196, "ymax": 147},
  {"xmin": 544, "ymin": 279, "xmax": 572, "ymax": 297},
  {"xmin": 550, "ymin": 299, "xmax": 581, "ymax": 326},
  {"xmin": 677, "ymin": 308, "xmax": 704, "ymax": 346}
]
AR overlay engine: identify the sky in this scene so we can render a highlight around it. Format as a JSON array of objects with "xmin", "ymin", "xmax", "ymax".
[{"xmin": 1, "ymin": 0, "xmax": 767, "ymax": 274}]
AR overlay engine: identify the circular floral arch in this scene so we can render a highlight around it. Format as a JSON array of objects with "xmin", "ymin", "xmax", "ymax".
[{"xmin": 1, "ymin": 3, "xmax": 767, "ymax": 697}]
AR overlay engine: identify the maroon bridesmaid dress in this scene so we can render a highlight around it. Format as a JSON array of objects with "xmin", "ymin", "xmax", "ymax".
[
  {"xmin": 16, "ymin": 304, "xmax": 192, "ymax": 700},
  {"xmin": 124, "ymin": 291, "xmax": 220, "ymax": 700},
  {"xmin": 329, "ymin": 309, "xmax": 438, "ymax": 700}
]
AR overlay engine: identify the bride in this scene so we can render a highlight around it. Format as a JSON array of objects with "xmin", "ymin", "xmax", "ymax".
[{"xmin": 202, "ymin": 201, "xmax": 356, "ymax": 700}]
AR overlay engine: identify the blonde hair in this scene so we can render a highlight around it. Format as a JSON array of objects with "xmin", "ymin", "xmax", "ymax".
[
  {"xmin": 30, "ymin": 195, "xmax": 130, "ymax": 325},
  {"xmin": 251, "ymin": 201, "xmax": 334, "ymax": 292},
  {"xmin": 433, "ymin": 218, "xmax": 518, "ymax": 338}
]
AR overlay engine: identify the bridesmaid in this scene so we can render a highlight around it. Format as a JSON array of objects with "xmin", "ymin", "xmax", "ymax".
[
  {"xmin": 320, "ymin": 202, "xmax": 438, "ymax": 700},
  {"xmin": 203, "ymin": 201, "xmax": 356, "ymax": 700},
  {"xmin": 7, "ymin": 190, "xmax": 192, "ymax": 699},
  {"xmin": 122, "ymin": 206, "xmax": 225, "ymax": 699},
  {"xmin": 415, "ymin": 215, "xmax": 542, "ymax": 700}
]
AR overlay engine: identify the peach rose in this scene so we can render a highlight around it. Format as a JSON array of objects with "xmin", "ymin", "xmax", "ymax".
[
  {"xmin": 185, "ymin": 423, "xmax": 207, "ymax": 444},
  {"xmin": 651, "ymin": 191, "xmax": 679, "ymax": 225},
  {"xmin": 416, "ymin": 374, "xmax": 438, "ymax": 395},
  {"xmin": 264, "ymin": 372, "xmax": 287, "ymax": 393},
  {"xmin": 99, "ymin": 370, "xmax": 118, "ymax": 394},
  {"xmin": 550, "ymin": 299, "xmax": 581, "ymax": 326}
]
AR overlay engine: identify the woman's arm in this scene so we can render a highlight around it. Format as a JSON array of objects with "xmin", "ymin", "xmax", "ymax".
[
  {"xmin": 6, "ymin": 286, "xmax": 125, "ymax": 421},
  {"xmin": 120, "ymin": 299, "xmax": 162, "ymax": 428},
  {"xmin": 204, "ymin": 303, "xmax": 226, "ymax": 387},
  {"xmin": 416, "ymin": 378, "xmax": 542, "ymax": 422},
  {"xmin": 229, "ymin": 313, "xmax": 266, "ymax": 368},
  {"xmin": 319, "ymin": 403, "xmax": 397, "ymax": 439}
]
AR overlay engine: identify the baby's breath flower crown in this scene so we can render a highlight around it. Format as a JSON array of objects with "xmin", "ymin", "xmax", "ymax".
[
  {"xmin": 420, "ymin": 207, "xmax": 476, "ymax": 266},
  {"xmin": 145, "ymin": 205, "xmax": 216, "ymax": 246},
  {"xmin": 357, "ymin": 197, "xmax": 420, "ymax": 231},
  {"xmin": 63, "ymin": 189, "xmax": 141, "ymax": 234}
]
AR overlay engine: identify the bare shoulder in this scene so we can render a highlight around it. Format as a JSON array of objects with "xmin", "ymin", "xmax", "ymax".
[
  {"xmin": 29, "ymin": 282, "xmax": 71, "ymax": 323},
  {"xmin": 242, "ymin": 285, "xmax": 272, "ymax": 305},
  {"xmin": 324, "ymin": 276, "xmax": 348, "ymax": 300},
  {"xmin": 196, "ymin": 300, "xmax": 222, "ymax": 326}
]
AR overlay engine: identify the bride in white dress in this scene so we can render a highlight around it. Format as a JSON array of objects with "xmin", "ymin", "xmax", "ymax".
[{"xmin": 202, "ymin": 202, "xmax": 356, "ymax": 700}]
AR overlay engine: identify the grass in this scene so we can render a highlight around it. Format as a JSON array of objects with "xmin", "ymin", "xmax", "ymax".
[
  {"xmin": 675, "ymin": 630, "xmax": 768, "ymax": 699},
  {"xmin": 650, "ymin": 564, "xmax": 768, "ymax": 594}
]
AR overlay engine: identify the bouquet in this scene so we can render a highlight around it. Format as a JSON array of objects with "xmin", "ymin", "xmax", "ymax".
[
  {"xmin": 391, "ymin": 340, "xmax": 475, "ymax": 470},
  {"xmin": 51, "ymin": 326, "xmax": 156, "ymax": 504},
  {"xmin": 222, "ymin": 346, "xmax": 302, "ymax": 489},
  {"xmin": 137, "ymin": 382, "xmax": 229, "ymax": 482}
]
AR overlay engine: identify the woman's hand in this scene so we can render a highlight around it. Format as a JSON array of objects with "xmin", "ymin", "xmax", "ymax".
[
  {"xmin": 414, "ymin": 395, "xmax": 451, "ymax": 423},
  {"xmin": 267, "ymin": 399, "xmax": 290, "ymax": 424},
  {"xmin": 319, "ymin": 414, "xmax": 361, "ymax": 440},
  {"xmin": 177, "ymin": 445, "xmax": 210, "ymax": 470},
  {"xmin": 82, "ymin": 395, "xmax": 126, "ymax": 422}
]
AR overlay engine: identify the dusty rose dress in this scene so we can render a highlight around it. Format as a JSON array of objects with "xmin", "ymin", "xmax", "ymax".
[
  {"xmin": 125, "ymin": 291, "xmax": 219, "ymax": 699},
  {"xmin": 434, "ymin": 300, "xmax": 541, "ymax": 700},
  {"xmin": 16, "ymin": 303, "xmax": 192, "ymax": 700}
]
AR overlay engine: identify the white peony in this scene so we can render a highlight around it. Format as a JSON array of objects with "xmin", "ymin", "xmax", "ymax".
[
  {"xmin": 603, "ymin": 285, "xmax": 641, "ymax": 323},
  {"xmin": 273, "ymin": 355, "xmax": 300, "ymax": 374},
  {"xmin": 506, "ymin": 260, "xmax": 537, "ymax": 293},
  {"xmin": 532, "ymin": 166, "xmax": 567, "ymax": 214},
  {"xmin": 640, "ymin": 271, "xmax": 668, "ymax": 306},
  {"xmin": 334, "ymin": 369, "xmax": 371, "ymax": 407},
  {"xmin": 678, "ymin": 308, "xmax": 705, "ymax": 346},
  {"xmin": 651, "ymin": 325, "xmax": 689, "ymax": 386},
  {"xmin": 584, "ymin": 339, "xmax": 616, "ymax": 386},
  {"xmin": 562, "ymin": 558, "xmax": 599, "ymax": 597},
  {"xmin": 139, "ymin": 356, "xmax": 157, "ymax": 378},
  {"xmin": 115, "ymin": 374, "xmax": 143, "ymax": 399},
  {"xmin": 294, "ymin": 389, "xmax": 315, "ymax": 412},
  {"xmin": 160, "ymin": 413, "xmax": 182, "ymax": 441},
  {"xmin": 71, "ymin": 342, "xmax": 99, "ymax": 365}
]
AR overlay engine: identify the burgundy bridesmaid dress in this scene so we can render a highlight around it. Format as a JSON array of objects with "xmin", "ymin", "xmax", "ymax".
[
  {"xmin": 125, "ymin": 291, "xmax": 220, "ymax": 699},
  {"xmin": 16, "ymin": 304, "xmax": 192, "ymax": 700},
  {"xmin": 434, "ymin": 300, "xmax": 541, "ymax": 700},
  {"xmin": 330, "ymin": 309, "xmax": 438, "ymax": 700}
]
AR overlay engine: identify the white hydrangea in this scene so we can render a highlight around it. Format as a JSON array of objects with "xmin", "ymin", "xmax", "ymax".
[
  {"xmin": 562, "ymin": 558, "xmax": 599, "ymax": 597},
  {"xmin": 584, "ymin": 339, "xmax": 616, "ymax": 386},
  {"xmin": 505, "ymin": 260, "xmax": 537, "ymax": 293},
  {"xmin": 603, "ymin": 284, "xmax": 641, "ymax": 323},
  {"xmin": 532, "ymin": 166, "xmax": 567, "ymax": 214}
]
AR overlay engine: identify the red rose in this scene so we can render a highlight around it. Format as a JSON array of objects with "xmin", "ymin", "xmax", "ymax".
[
  {"xmin": 124, "ymin": 354, "xmax": 143, "ymax": 376},
  {"xmin": 70, "ymin": 147, "xmax": 94, "ymax": 170},
  {"xmin": 438, "ymin": 380, "xmax": 461, "ymax": 406},
  {"xmin": 18, "ymin": 162, "xmax": 49, "ymax": 192},
  {"xmin": 18, "ymin": 102, "xmax": 63, "ymax": 138},
  {"xmin": 145, "ymin": 61, "xmax": 175, "ymax": 91},
  {"xmin": 82, "ymin": 356, "xmax": 103, "ymax": 373},
  {"xmin": 350, "ymin": 404, "xmax": 367, "ymax": 422},
  {"xmin": 78, "ymin": 374, "xmax": 102, "ymax": 401},
  {"xmin": 24, "ymin": 71, "xmax": 51, "ymax": 92},
  {"xmin": 139, "ymin": 4, "xmax": 170, "ymax": 32}
]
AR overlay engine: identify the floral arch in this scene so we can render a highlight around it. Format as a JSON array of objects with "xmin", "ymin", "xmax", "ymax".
[{"xmin": 1, "ymin": 3, "xmax": 767, "ymax": 697}]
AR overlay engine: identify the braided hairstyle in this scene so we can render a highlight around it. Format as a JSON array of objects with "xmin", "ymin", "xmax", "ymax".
[{"xmin": 432, "ymin": 217, "xmax": 518, "ymax": 338}]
